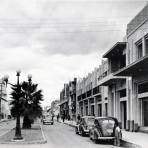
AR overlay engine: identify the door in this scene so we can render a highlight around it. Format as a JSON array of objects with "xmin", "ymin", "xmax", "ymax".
[
  {"xmin": 98, "ymin": 104, "xmax": 102, "ymax": 117},
  {"xmin": 91, "ymin": 105, "xmax": 94, "ymax": 116},
  {"xmin": 143, "ymin": 99, "xmax": 148, "ymax": 126},
  {"xmin": 120, "ymin": 101, "xmax": 127, "ymax": 129}
]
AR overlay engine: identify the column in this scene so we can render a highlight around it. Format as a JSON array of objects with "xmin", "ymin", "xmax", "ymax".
[
  {"xmin": 130, "ymin": 77, "xmax": 134, "ymax": 131},
  {"xmin": 126, "ymin": 78, "xmax": 130, "ymax": 131},
  {"xmin": 108, "ymin": 86, "xmax": 113, "ymax": 116},
  {"xmin": 142, "ymin": 37, "xmax": 146, "ymax": 57},
  {"xmin": 94, "ymin": 97, "xmax": 98, "ymax": 117},
  {"xmin": 88, "ymin": 99, "xmax": 90, "ymax": 115},
  {"xmin": 83, "ymin": 101, "xmax": 85, "ymax": 116}
]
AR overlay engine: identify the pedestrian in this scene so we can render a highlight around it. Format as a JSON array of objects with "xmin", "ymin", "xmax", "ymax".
[
  {"xmin": 77, "ymin": 114, "xmax": 81, "ymax": 123},
  {"xmin": 57, "ymin": 114, "xmax": 59, "ymax": 122},
  {"xmin": 52, "ymin": 114, "xmax": 54, "ymax": 121},
  {"xmin": 62, "ymin": 113, "xmax": 65, "ymax": 122},
  {"xmin": 113, "ymin": 119, "xmax": 122, "ymax": 146}
]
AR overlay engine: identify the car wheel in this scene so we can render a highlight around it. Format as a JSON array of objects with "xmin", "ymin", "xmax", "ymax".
[
  {"xmin": 89, "ymin": 131, "xmax": 92, "ymax": 140},
  {"xmin": 80, "ymin": 129, "xmax": 85, "ymax": 137},
  {"xmin": 93, "ymin": 132, "xmax": 98, "ymax": 144}
]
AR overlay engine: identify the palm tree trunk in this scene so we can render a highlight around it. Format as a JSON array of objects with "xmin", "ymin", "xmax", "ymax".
[{"xmin": 22, "ymin": 115, "xmax": 31, "ymax": 129}]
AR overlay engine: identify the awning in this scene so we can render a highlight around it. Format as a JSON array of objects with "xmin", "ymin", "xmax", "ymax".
[
  {"xmin": 59, "ymin": 99, "xmax": 68, "ymax": 106},
  {"xmin": 103, "ymin": 42, "xmax": 126, "ymax": 58},
  {"xmin": 114, "ymin": 55, "xmax": 148, "ymax": 76},
  {"xmin": 98, "ymin": 73, "xmax": 126, "ymax": 86}
]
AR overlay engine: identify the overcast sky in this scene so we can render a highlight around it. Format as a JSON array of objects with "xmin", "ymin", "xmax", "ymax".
[{"xmin": 0, "ymin": 0, "xmax": 147, "ymax": 106}]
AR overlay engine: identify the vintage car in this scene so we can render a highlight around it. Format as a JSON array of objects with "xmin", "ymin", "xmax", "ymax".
[
  {"xmin": 75, "ymin": 116, "xmax": 95, "ymax": 136},
  {"xmin": 42, "ymin": 116, "xmax": 54, "ymax": 125},
  {"xmin": 89, "ymin": 117, "xmax": 122, "ymax": 146}
]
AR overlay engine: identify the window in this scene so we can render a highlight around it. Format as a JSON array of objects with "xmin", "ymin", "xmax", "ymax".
[
  {"xmin": 136, "ymin": 40, "xmax": 143, "ymax": 59},
  {"xmin": 119, "ymin": 89, "xmax": 126, "ymax": 98},
  {"xmin": 138, "ymin": 82, "xmax": 148, "ymax": 94},
  {"xmin": 145, "ymin": 38, "xmax": 148, "ymax": 55},
  {"xmin": 98, "ymin": 104, "xmax": 102, "ymax": 116}
]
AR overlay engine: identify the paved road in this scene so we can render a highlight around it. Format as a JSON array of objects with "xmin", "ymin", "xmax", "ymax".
[
  {"xmin": 42, "ymin": 121, "xmax": 121, "ymax": 148},
  {"xmin": 0, "ymin": 121, "xmax": 123, "ymax": 148}
]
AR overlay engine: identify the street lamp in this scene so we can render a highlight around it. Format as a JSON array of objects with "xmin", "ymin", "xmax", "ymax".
[
  {"xmin": 4, "ymin": 70, "xmax": 23, "ymax": 140},
  {"xmin": 27, "ymin": 74, "xmax": 32, "ymax": 105}
]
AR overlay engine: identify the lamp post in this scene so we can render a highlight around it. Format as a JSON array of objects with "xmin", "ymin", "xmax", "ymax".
[
  {"xmin": 4, "ymin": 70, "xmax": 23, "ymax": 140},
  {"xmin": 14, "ymin": 70, "xmax": 23, "ymax": 140},
  {"xmin": 28, "ymin": 74, "xmax": 32, "ymax": 104}
]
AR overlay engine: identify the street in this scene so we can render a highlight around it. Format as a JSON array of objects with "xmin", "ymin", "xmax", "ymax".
[
  {"xmin": 0, "ymin": 121, "xmax": 123, "ymax": 148},
  {"xmin": 42, "ymin": 121, "xmax": 121, "ymax": 148}
]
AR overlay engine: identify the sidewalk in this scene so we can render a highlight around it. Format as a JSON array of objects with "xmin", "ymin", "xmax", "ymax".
[
  {"xmin": 60, "ymin": 119, "xmax": 148, "ymax": 148},
  {"xmin": 121, "ymin": 130, "xmax": 148, "ymax": 148},
  {"xmin": 0, "ymin": 120, "xmax": 47, "ymax": 144}
]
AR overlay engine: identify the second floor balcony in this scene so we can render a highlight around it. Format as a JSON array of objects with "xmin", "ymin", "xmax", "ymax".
[
  {"xmin": 114, "ymin": 55, "xmax": 148, "ymax": 77},
  {"xmin": 98, "ymin": 42, "xmax": 127, "ymax": 86}
]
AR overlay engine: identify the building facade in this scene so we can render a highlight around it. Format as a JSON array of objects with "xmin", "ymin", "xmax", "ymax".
[
  {"xmin": 76, "ymin": 61, "xmax": 108, "ymax": 120},
  {"xmin": 115, "ymin": 3, "xmax": 148, "ymax": 132},
  {"xmin": 0, "ymin": 78, "xmax": 10, "ymax": 120},
  {"xmin": 60, "ymin": 84, "xmax": 69, "ymax": 119},
  {"xmin": 60, "ymin": 78, "xmax": 77, "ymax": 120},
  {"xmin": 50, "ymin": 100, "xmax": 60, "ymax": 116},
  {"xmin": 69, "ymin": 78, "xmax": 77, "ymax": 121},
  {"xmin": 59, "ymin": 3, "xmax": 148, "ymax": 132}
]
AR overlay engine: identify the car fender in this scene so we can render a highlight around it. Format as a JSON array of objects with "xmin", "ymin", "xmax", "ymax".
[{"xmin": 94, "ymin": 128, "xmax": 102, "ymax": 137}]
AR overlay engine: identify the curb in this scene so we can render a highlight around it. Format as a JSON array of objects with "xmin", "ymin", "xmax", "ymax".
[
  {"xmin": 64, "ymin": 122, "xmax": 76, "ymax": 128},
  {"xmin": 40, "ymin": 124, "xmax": 47, "ymax": 144},
  {"xmin": 121, "ymin": 139, "xmax": 141, "ymax": 148}
]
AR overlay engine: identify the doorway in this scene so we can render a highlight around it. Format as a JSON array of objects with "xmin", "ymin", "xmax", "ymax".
[
  {"xmin": 142, "ymin": 99, "xmax": 148, "ymax": 126},
  {"xmin": 120, "ymin": 101, "xmax": 127, "ymax": 129}
]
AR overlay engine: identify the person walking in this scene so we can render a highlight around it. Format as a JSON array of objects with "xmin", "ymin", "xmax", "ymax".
[
  {"xmin": 77, "ymin": 114, "xmax": 81, "ymax": 123},
  {"xmin": 57, "ymin": 114, "xmax": 59, "ymax": 122},
  {"xmin": 62, "ymin": 113, "xmax": 65, "ymax": 122}
]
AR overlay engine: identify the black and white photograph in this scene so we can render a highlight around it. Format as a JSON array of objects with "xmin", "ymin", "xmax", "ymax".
[{"xmin": 0, "ymin": 0, "xmax": 147, "ymax": 148}]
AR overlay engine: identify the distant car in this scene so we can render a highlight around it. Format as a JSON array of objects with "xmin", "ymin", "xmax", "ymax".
[
  {"xmin": 75, "ymin": 116, "xmax": 95, "ymax": 136},
  {"xmin": 43, "ymin": 117, "xmax": 54, "ymax": 125},
  {"xmin": 89, "ymin": 117, "xmax": 122, "ymax": 146}
]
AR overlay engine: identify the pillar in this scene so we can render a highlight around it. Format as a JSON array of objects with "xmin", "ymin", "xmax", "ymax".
[
  {"xmin": 94, "ymin": 97, "xmax": 98, "ymax": 117},
  {"xmin": 142, "ymin": 37, "xmax": 146, "ymax": 57}
]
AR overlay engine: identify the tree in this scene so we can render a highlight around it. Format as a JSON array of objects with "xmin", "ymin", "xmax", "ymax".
[
  {"xmin": 21, "ymin": 81, "xmax": 43, "ymax": 129},
  {"xmin": 10, "ymin": 83, "xmax": 25, "ymax": 139}
]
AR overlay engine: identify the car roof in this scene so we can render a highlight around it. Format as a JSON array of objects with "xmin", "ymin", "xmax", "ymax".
[
  {"xmin": 94, "ymin": 116, "xmax": 118, "ymax": 121},
  {"xmin": 82, "ymin": 116, "xmax": 95, "ymax": 119}
]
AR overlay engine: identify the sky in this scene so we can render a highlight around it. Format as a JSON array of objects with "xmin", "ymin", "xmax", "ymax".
[{"xmin": 0, "ymin": 0, "xmax": 147, "ymax": 106}]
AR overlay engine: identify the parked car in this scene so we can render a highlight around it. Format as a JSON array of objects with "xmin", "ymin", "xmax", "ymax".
[
  {"xmin": 89, "ymin": 117, "xmax": 122, "ymax": 146},
  {"xmin": 75, "ymin": 116, "xmax": 95, "ymax": 136},
  {"xmin": 43, "ymin": 116, "xmax": 54, "ymax": 125}
]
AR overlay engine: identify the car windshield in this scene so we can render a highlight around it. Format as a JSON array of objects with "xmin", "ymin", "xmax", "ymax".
[{"xmin": 85, "ymin": 118, "xmax": 94, "ymax": 126}]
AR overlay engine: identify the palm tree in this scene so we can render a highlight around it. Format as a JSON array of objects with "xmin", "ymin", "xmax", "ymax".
[
  {"xmin": 10, "ymin": 83, "xmax": 25, "ymax": 139},
  {"xmin": 21, "ymin": 80, "xmax": 43, "ymax": 129}
]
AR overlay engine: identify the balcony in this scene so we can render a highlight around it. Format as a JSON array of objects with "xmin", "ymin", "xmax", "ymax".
[
  {"xmin": 114, "ymin": 55, "xmax": 148, "ymax": 77},
  {"xmin": 98, "ymin": 73, "xmax": 126, "ymax": 86}
]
